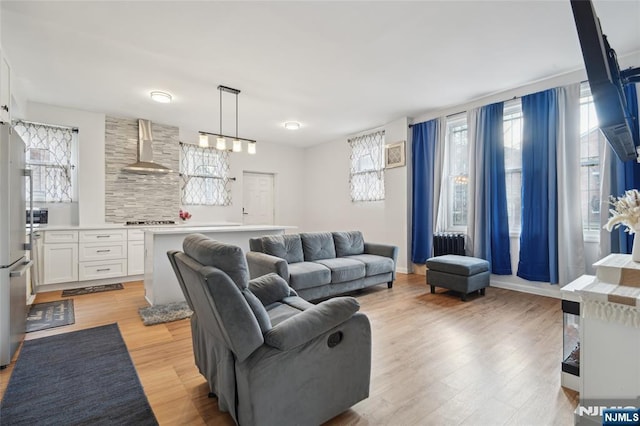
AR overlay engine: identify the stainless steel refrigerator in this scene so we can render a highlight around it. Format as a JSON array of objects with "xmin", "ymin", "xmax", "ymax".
[{"xmin": 0, "ymin": 122, "xmax": 30, "ymax": 368}]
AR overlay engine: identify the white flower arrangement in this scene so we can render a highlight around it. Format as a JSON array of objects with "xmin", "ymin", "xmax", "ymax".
[{"xmin": 604, "ymin": 189, "xmax": 640, "ymax": 234}]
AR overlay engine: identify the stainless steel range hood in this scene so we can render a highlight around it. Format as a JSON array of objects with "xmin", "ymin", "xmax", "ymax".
[{"xmin": 122, "ymin": 119, "xmax": 172, "ymax": 174}]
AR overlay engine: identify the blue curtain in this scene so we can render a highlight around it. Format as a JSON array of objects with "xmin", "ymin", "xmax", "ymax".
[
  {"xmin": 610, "ymin": 83, "xmax": 640, "ymax": 253},
  {"xmin": 411, "ymin": 120, "xmax": 438, "ymax": 263},
  {"xmin": 475, "ymin": 103, "xmax": 512, "ymax": 274},
  {"xmin": 518, "ymin": 89, "xmax": 559, "ymax": 283}
]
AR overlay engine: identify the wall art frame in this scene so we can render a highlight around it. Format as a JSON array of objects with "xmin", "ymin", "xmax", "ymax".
[{"xmin": 385, "ymin": 140, "xmax": 406, "ymax": 169}]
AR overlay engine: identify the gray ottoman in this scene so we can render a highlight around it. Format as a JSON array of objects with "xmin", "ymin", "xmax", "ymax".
[{"xmin": 426, "ymin": 255, "xmax": 490, "ymax": 301}]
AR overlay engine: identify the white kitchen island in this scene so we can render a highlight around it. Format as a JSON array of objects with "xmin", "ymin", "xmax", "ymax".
[{"xmin": 143, "ymin": 225, "xmax": 292, "ymax": 305}]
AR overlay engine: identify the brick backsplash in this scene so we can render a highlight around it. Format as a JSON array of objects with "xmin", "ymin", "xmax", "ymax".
[{"xmin": 104, "ymin": 116, "xmax": 180, "ymax": 223}]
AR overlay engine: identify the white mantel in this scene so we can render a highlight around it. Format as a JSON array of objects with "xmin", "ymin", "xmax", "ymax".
[
  {"xmin": 577, "ymin": 254, "xmax": 640, "ymax": 423},
  {"xmin": 582, "ymin": 254, "xmax": 640, "ymax": 328}
]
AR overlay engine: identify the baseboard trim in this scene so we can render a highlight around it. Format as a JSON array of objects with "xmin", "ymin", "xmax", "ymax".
[
  {"xmin": 37, "ymin": 275, "xmax": 143, "ymax": 293},
  {"xmin": 490, "ymin": 278, "xmax": 562, "ymax": 299}
]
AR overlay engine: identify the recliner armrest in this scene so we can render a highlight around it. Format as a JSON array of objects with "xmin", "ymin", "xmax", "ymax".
[
  {"xmin": 246, "ymin": 251, "xmax": 289, "ymax": 281},
  {"xmin": 264, "ymin": 297, "xmax": 360, "ymax": 351}
]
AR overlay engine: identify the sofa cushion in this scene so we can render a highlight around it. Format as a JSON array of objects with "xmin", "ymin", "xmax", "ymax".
[
  {"xmin": 426, "ymin": 255, "xmax": 489, "ymax": 276},
  {"xmin": 249, "ymin": 237, "xmax": 263, "ymax": 252},
  {"xmin": 288, "ymin": 261, "xmax": 331, "ymax": 290},
  {"xmin": 265, "ymin": 302, "xmax": 304, "ymax": 326},
  {"xmin": 345, "ymin": 254, "xmax": 394, "ymax": 276},
  {"xmin": 332, "ymin": 231, "xmax": 365, "ymax": 257},
  {"xmin": 300, "ymin": 232, "xmax": 336, "ymax": 261},
  {"xmin": 183, "ymin": 233, "xmax": 249, "ymax": 290},
  {"xmin": 261, "ymin": 235, "xmax": 304, "ymax": 264},
  {"xmin": 314, "ymin": 258, "xmax": 366, "ymax": 283}
]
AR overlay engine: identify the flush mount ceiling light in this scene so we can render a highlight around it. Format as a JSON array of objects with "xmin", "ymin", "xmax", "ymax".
[
  {"xmin": 284, "ymin": 121, "xmax": 301, "ymax": 130},
  {"xmin": 150, "ymin": 91, "xmax": 172, "ymax": 103},
  {"xmin": 199, "ymin": 85, "xmax": 256, "ymax": 154}
]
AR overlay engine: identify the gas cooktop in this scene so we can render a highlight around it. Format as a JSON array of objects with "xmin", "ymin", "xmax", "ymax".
[{"xmin": 125, "ymin": 220, "xmax": 176, "ymax": 226}]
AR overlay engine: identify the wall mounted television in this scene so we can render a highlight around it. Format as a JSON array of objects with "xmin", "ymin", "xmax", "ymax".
[{"xmin": 570, "ymin": 0, "xmax": 640, "ymax": 162}]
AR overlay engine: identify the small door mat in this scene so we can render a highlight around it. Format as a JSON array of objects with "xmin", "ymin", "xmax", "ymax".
[
  {"xmin": 62, "ymin": 283, "xmax": 124, "ymax": 297},
  {"xmin": 138, "ymin": 301, "xmax": 193, "ymax": 326},
  {"xmin": 26, "ymin": 299, "xmax": 75, "ymax": 333}
]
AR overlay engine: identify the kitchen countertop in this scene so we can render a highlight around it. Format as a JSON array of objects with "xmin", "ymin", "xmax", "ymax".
[
  {"xmin": 143, "ymin": 224, "xmax": 296, "ymax": 235},
  {"xmin": 30, "ymin": 222, "xmax": 242, "ymax": 231}
]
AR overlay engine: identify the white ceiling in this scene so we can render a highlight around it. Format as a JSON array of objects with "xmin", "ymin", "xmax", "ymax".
[{"xmin": 2, "ymin": 1, "xmax": 639, "ymax": 148}]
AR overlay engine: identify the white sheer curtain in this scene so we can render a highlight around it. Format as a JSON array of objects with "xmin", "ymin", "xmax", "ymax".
[
  {"xmin": 599, "ymin": 145, "xmax": 612, "ymax": 259},
  {"xmin": 466, "ymin": 109, "xmax": 480, "ymax": 256},
  {"xmin": 433, "ymin": 117, "xmax": 447, "ymax": 232},
  {"xmin": 556, "ymin": 84, "xmax": 585, "ymax": 285}
]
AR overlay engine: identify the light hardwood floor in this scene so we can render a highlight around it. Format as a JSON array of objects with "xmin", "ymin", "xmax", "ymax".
[{"xmin": 0, "ymin": 274, "xmax": 578, "ymax": 425}]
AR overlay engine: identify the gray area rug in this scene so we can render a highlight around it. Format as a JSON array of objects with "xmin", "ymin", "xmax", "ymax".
[
  {"xmin": 26, "ymin": 299, "xmax": 75, "ymax": 333},
  {"xmin": 138, "ymin": 301, "xmax": 193, "ymax": 326},
  {"xmin": 0, "ymin": 324, "xmax": 158, "ymax": 426},
  {"xmin": 62, "ymin": 283, "xmax": 124, "ymax": 297}
]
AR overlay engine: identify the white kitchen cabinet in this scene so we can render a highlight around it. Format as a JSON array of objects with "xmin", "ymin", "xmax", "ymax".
[
  {"xmin": 78, "ymin": 231, "xmax": 127, "ymax": 281},
  {"xmin": 79, "ymin": 259, "xmax": 127, "ymax": 281},
  {"xmin": 43, "ymin": 243, "xmax": 78, "ymax": 284},
  {"xmin": 0, "ymin": 52, "xmax": 10, "ymax": 123},
  {"xmin": 127, "ymin": 240, "xmax": 145, "ymax": 275},
  {"xmin": 80, "ymin": 229, "xmax": 126, "ymax": 243},
  {"xmin": 127, "ymin": 229, "xmax": 145, "ymax": 276},
  {"xmin": 79, "ymin": 242, "xmax": 127, "ymax": 262},
  {"xmin": 44, "ymin": 230, "xmax": 78, "ymax": 244}
]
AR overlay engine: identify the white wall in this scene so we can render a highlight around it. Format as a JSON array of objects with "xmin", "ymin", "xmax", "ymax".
[
  {"xmin": 302, "ymin": 117, "xmax": 411, "ymax": 273},
  {"xmin": 24, "ymin": 102, "xmax": 105, "ymax": 226},
  {"xmin": 178, "ymin": 128, "xmax": 306, "ymax": 228}
]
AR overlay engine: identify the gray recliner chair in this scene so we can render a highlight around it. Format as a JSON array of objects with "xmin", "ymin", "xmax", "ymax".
[{"xmin": 167, "ymin": 233, "xmax": 372, "ymax": 426}]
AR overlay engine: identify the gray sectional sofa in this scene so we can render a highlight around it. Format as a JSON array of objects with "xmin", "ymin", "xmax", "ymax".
[{"xmin": 246, "ymin": 231, "xmax": 398, "ymax": 301}]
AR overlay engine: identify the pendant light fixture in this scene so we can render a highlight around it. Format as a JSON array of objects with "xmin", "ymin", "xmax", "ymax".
[{"xmin": 199, "ymin": 85, "xmax": 256, "ymax": 154}]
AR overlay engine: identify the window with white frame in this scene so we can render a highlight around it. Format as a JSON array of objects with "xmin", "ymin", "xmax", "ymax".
[
  {"xmin": 444, "ymin": 115, "xmax": 469, "ymax": 230},
  {"xmin": 180, "ymin": 143, "xmax": 231, "ymax": 206},
  {"xmin": 349, "ymin": 130, "xmax": 385, "ymax": 202},
  {"xmin": 579, "ymin": 82, "xmax": 604, "ymax": 232},
  {"xmin": 503, "ymin": 100, "xmax": 523, "ymax": 233},
  {"xmin": 14, "ymin": 120, "xmax": 75, "ymax": 203}
]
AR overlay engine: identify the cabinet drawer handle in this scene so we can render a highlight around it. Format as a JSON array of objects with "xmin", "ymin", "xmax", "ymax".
[
  {"xmin": 96, "ymin": 235, "xmax": 110, "ymax": 238},
  {"xmin": 96, "ymin": 268, "xmax": 111, "ymax": 272},
  {"xmin": 96, "ymin": 249, "xmax": 111, "ymax": 253}
]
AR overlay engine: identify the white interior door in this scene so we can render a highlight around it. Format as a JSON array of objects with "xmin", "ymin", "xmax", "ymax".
[{"xmin": 243, "ymin": 172, "xmax": 275, "ymax": 225}]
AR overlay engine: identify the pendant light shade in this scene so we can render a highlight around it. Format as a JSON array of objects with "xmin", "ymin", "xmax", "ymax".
[
  {"xmin": 216, "ymin": 137, "xmax": 227, "ymax": 151},
  {"xmin": 199, "ymin": 134, "xmax": 209, "ymax": 147},
  {"xmin": 248, "ymin": 141, "xmax": 257, "ymax": 155},
  {"xmin": 233, "ymin": 139, "xmax": 242, "ymax": 152}
]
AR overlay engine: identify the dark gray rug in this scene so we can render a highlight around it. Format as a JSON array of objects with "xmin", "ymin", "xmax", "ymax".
[
  {"xmin": 139, "ymin": 301, "xmax": 193, "ymax": 326},
  {"xmin": 0, "ymin": 324, "xmax": 158, "ymax": 426},
  {"xmin": 62, "ymin": 283, "xmax": 124, "ymax": 297},
  {"xmin": 26, "ymin": 299, "xmax": 75, "ymax": 333}
]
